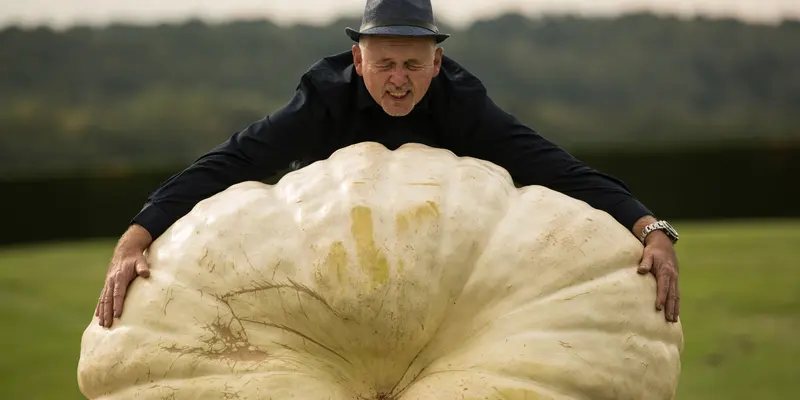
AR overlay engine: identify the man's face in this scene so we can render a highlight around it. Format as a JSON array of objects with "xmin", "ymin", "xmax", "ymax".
[{"xmin": 353, "ymin": 35, "xmax": 443, "ymax": 117}]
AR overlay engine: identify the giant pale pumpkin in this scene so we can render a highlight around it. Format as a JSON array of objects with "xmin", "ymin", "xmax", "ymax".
[{"xmin": 77, "ymin": 142, "xmax": 684, "ymax": 399}]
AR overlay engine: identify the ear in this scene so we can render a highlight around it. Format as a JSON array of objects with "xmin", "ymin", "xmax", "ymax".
[
  {"xmin": 352, "ymin": 44, "xmax": 364, "ymax": 76},
  {"xmin": 432, "ymin": 47, "xmax": 443, "ymax": 77}
]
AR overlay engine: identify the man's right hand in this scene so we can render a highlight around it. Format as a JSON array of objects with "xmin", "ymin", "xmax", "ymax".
[{"xmin": 95, "ymin": 224, "xmax": 153, "ymax": 328}]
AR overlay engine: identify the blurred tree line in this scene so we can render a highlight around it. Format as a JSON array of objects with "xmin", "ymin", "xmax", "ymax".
[{"xmin": 1, "ymin": 13, "xmax": 799, "ymax": 177}]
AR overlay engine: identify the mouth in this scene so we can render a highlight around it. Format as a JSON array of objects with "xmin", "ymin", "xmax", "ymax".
[{"xmin": 387, "ymin": 90, "xmax": 411, "ymax": 100}]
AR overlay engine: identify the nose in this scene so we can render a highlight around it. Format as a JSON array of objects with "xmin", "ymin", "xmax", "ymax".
[{"xmin": 388, "ymin": 66, "xmax": 408, "ymax": 87}]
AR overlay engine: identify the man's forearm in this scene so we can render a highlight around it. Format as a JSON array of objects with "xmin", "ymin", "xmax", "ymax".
[
  {"xmin": 129, "ymin": 79, "xmax": 327, "ymax": 242},
  {"xmin": 116, "ymin": 224, "xmax": 153, "ymax": 253},
  {"xmin": 632, "ymin": 214, "xmax": 656, "ymax": 241},
  {"xmin": 131, "ymin": 131, "xmax": 301, "ymax": 241},
  {"xmin": 458, "ymin": 97, "xmax": 658, "ymax": 238}
]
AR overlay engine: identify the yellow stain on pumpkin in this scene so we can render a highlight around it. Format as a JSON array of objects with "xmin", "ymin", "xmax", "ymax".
[
  {"xmin": 350, "ymin": 206, "xmax": 390, "ymax": 286},
  {"xmin": 323, "ymin": 241, "xmax": 348, "ymax": 283},
  {"xmin": 396, "ymin": 200, "xmax": 441, "ymax": 234}
]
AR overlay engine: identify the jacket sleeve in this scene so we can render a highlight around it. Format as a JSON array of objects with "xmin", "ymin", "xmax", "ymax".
[
  {"xmin": 131, "ymin": 75, "xmax": 329, "ymax": 240},
  {"xmin": 452, "ymin": 95, "xmax": 653, "ymax": 233}
]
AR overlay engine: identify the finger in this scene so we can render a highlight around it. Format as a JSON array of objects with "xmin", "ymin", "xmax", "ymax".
[
  {"xmin": 655, "ymin": 266, "xmax": 671, "ymax": 312},
  {"xmin": 670, "ymin": 279, "xmax": 680, "ymax": 322},
  {"xmin": 638, "ymin": 250, "xmax": 654, "ymax": 274},
  {"xmin": 102, "ymin": 280, "xmax": 115, "ymax": 328},
  {"xmin": 665, "ymin": 277, "xmax": 678, "ymax": 321},
  {"xmin": 98, "ymin": 284, "xmax": 106, "ymax": 326},
  {"xmin": 95, "ymin": 287, "xmax": 103, "ymax": 317},
  {"xmin": 99, "ymin": 284, "xmax": 109, "ymax": 326},
  {"xmin": 135, "ymin": 258, "xmax": 150, "ymax": 278},
  {"xmin": 112, "ymin": 273, "xmax": 129, "ymax": 318}
]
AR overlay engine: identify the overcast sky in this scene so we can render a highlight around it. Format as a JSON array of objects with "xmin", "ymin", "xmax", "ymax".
[{"xmin": 2, "ymin": 0, "xmax": 798, "ymax": 29}]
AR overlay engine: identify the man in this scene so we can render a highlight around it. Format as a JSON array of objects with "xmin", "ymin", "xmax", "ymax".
[{"xmin": 96, "ymin": 0, "xmax": 681, "ymax": 328}]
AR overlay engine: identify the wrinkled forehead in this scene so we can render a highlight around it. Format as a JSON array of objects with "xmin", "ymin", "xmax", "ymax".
[{"xmin": 360, "ymin": 35, "xmax": 436, "ymax": 61}]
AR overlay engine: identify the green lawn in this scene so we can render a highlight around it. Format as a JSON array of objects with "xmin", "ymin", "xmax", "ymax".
[{"xmin": 0, "ymin": 220, "xmax": 798, "ymax": 399}]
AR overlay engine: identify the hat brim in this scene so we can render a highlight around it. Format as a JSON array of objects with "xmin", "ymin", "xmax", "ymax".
[{"xmin": 345, "ymin": 26, "xmax": 449, "ymax": 43}]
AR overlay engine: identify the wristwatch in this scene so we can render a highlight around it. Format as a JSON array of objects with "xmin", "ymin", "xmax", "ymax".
[{"xmin": 640, "ymin": 220, "xmax": 679, "ymax": 244}]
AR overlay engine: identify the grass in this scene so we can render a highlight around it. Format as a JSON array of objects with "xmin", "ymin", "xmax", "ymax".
[{"xmin": 0, "ymin": 219, "xmax": 798, "ymax": 399}]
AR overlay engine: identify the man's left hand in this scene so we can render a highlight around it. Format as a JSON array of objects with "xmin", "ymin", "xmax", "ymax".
[{"xmin": 637, "ymin": 231, "xmax": 680, "ymax": 323}]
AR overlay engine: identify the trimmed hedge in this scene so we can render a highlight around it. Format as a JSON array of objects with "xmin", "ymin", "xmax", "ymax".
[{"xmin": 2, "ymin": 141, "xmax": 797, "ymax": 245}]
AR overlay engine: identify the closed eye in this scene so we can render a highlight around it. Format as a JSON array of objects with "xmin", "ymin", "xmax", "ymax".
[{"xmin": 372, "ymin": 61, "xmax": 427, "ymax": 71}]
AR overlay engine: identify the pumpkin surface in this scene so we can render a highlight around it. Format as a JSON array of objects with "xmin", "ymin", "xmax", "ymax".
[{"xmin": 77, "ymin": 142, "xmax": 684, "ymax": 399}]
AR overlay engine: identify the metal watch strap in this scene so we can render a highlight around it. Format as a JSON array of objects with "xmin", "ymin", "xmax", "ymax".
[{"xmin": 640, "ymin": 220, "xmax": 679, "ymax": 244}]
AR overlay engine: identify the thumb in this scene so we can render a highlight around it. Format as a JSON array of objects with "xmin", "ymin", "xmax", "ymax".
[
  {"xmin": 134, "ymin": 256, "xmax": 150, "ymax": 278},
  {"xmin": 638, "ymin": 250, "xmax": 653, "ymax": 274}
]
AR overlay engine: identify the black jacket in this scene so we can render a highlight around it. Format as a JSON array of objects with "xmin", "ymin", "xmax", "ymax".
[{"xmin": 132, "ymin": 50, "xmax": 652, "ymax": 240}]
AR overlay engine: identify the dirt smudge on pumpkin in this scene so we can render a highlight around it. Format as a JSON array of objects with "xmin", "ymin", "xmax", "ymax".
[
  {"xmin": 222, "ymin": 386, "xmax": 243, "ymax": 399},
  {"xmin": 350, "ymin": 206, "xmax": 390, "ymax": 287},
  {"xmin": 219, "ymin": 279, "xmax": 344, "ymax": 319},
  {"xmin": 162, "ymin": 317, "xmax": 269, "ymax": 363},
  {"xmin": 395, "ymin": 201, "xmax": 440, "ymax": 234}
]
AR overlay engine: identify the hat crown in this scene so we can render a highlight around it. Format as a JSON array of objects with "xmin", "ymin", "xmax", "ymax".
[
  {"xmin": 344, "ymin": 0, "xmax": 449, "ymax": 43},
  {"xmin": 360, "ymin": 0, "xmax": 439, "ymax": 32}
]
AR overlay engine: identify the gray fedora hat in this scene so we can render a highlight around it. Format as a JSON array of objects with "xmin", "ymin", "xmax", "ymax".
[{"xmin": 345, "ymin": 0, "xmax": 450, "ymax": 43}]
